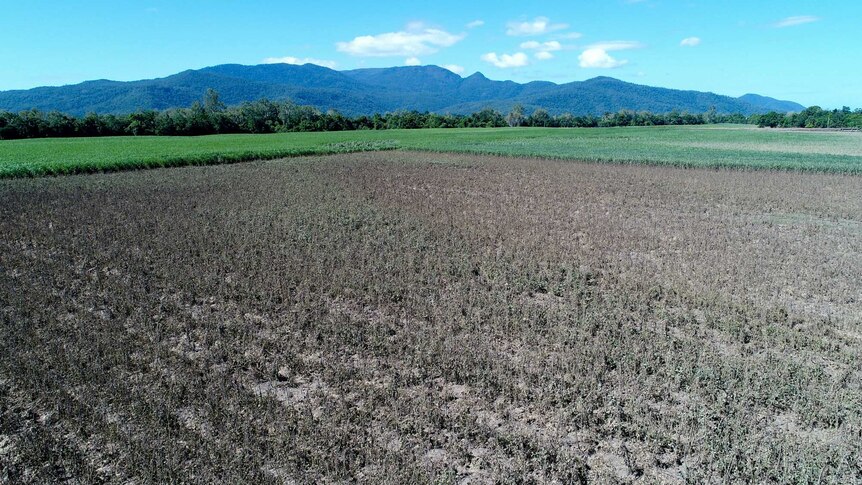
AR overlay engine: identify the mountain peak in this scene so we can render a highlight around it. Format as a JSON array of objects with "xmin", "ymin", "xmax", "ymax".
[{"xmin": 584, "ymin": 76, "xmax": 625, "ymax": 84}]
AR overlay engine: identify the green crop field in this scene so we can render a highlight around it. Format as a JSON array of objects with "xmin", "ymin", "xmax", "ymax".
[
  {"xmin": 2, "ymin": 125, "xmax": 862, "ymax": 178},
  {"xmin": 0, "ymin": 134, "xmax": 399, "ymax": 178}
]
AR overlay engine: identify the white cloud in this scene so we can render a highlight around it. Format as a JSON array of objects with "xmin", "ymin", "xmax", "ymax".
[
  {"xmin": 506, "ymin": 17, "xmax": 568, "ymax": 36},
  {"xmin": 263, "ymin": 56, "xmax": 337, "ymax": 69},
  {"xmin": 773, "ymin": 15, "xmax": 821, "ymax": 28},
  {"xmin": 481, "ymin": 52, "xmax": 529, "ymax": 68},
  {"xmin": 680, "ymin": 37, "xmax": 701, "ymax": 47},
  {"xmin": 520, "ymin": 40, "xmax": 562, "ymax": 61},
  {"xmin": 336, "ymin": 26, "xmax": 464, "ymax": 57},
  {"xmin": 519, "ymin": 40, "xmax": 562, "ymax": 51},
  {"xmin": 578, "ymin": 41, "xmax": 641, "ymax": 69},
  {"xmin": 578, "ymin": 49, "xmax": 627, "ymax": 68},
  {"xmin": 466, "ymin": 19, "xmax": 485, "ymax": 28},
  {"xmin": 404, "ymin": 57, "xmax": 421, "ymax": 66},
  {"xmin": 443, "ymin": 64, "xmax": 465, "ymax": 74}
]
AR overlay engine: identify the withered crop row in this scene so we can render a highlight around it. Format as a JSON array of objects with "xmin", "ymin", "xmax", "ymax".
[{"xmin": 1, "ymin": 152, "xmax": 860, "ymax": 483}]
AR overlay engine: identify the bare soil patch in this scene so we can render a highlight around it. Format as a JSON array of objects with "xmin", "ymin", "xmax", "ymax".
[{"xmin": 1, "ymin": 152, "xmax": 860, "ymax": 483}]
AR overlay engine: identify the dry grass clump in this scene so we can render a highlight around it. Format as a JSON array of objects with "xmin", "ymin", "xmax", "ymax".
[{"xmin": 1, "ymin": 152, "xmax": 860, "ymax": 483}]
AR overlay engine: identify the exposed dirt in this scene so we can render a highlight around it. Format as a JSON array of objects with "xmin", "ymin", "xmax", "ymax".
[{"xmin": 1, "ymin": 152, "xmax": 860, "ymax": 483}]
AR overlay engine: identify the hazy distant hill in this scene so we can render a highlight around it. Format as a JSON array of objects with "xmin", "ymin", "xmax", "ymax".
[
  {"xmin": 0, "ymin": 63, "xmax": 805, "ymax": 116},
  {"xmin": 737, "ymin": 94, "xmax": 806, "ymax": 114}
]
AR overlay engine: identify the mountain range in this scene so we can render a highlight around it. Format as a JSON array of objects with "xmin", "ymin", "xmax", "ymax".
[{"xmin": 0, "ymin": 63, "xmax": 805, "ymax": 117}]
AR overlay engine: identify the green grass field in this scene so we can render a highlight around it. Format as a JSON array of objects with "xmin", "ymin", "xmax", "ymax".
[{"xmin": 2, "ymin": 125, "xmax": 862, "ymax": 178}]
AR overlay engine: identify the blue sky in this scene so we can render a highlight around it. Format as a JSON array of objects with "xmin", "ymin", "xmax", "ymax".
[{"xmin": 2, "ymin": 0, "xmax": 858, "ymax": 107}]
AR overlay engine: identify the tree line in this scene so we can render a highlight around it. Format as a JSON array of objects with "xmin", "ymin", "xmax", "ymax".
[
  {"xmin": 0, "ymin": 88, "xmax": 858, "ymax": 140},
  {"xmin": 752, "ymin": 106, "xmax": 862, "ymax": 129}
]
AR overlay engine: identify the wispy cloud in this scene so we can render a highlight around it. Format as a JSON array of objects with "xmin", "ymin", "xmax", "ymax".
[
  {"xmin": 506, "ymin": 17, "xmax": 568, "ymax": 36},
  {"xmin": 262, "ymin": 56, "xmax": 337, "ymax": 69},
  {"xmin": 481, "ymin": 52, "xmax": 529, "ymax": 68},
  {"xmin": 680, "ymin": 37, "xmax": 701, "ymax": 47},
  {"xmin": 578, "ymin": 41, "xmax": 642, "ymax": 69},
  {"xmin": 773, "ymin": 15, "xmax": 820, "ymax": 28},
  {"xmin": 337, "ymin": 24, "xmax": 464, "ymax": 57},
  {"xmin": 555, "ymin": 32, "xmax": 583, "ymax": 40},
  {"xmin": 466, "ymin": 19, "xmax": 484, "ymax": 29},
  {"xmin": 520, "ymin": 40, "xmax": 563, "ymax": 60},
  {"xmin": 443, "ymin": 64, "xmax": 465, "ymax": 75},
  {"xmin": 520, "ymin": 40, "xmax": 562, "ymax": 51},
  {"xmin": 586, "ymin": 41, "xmax": 643, "ymax": 51}
]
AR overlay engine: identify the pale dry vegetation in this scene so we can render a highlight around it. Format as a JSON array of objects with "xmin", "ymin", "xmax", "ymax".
[{"xmin": 1, "ymin": 152, "xmax": 860, "ymax": 483}]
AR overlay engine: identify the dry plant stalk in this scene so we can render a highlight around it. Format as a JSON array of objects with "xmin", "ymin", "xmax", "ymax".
[{"xmin": 1, "ymin": 152, "xmax": 860, "ymax": 483}]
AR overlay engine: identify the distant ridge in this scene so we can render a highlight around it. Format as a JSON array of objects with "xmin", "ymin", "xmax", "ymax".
[
  {"xmin": 737, "ymin": 93, "xmax": 805, "ymax": 114},
  {"xmin": 0, "ymin": 63, "xmax": 805, "ymax": 116}
]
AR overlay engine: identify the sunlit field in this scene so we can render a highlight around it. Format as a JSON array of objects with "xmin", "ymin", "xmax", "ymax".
[{"xmin": 2, "ymin": 125, "xmax": 862, "ymax": 177}]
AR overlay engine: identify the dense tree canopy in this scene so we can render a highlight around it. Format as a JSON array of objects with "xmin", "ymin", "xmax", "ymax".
[{"xmin": 753, "ymin": 106, "xmax": 862, "ymax": 129}]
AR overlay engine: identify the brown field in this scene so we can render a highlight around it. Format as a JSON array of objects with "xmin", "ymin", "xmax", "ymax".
[{"xmin": 1, "ymin": 151, "xmax": 861, "ymax": 483}]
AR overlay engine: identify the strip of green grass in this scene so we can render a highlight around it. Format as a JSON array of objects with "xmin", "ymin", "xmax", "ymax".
[
  {"xmin": 0, "ymin": 134, "xmax": 398, "ymax": 178},
  {"xmin": 2, "ymin": 125, "xmax": 861, "ymax": 178},
  {"xmin": 395, "ymin": 125, "xmax": 862, "ymax": 173}
]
